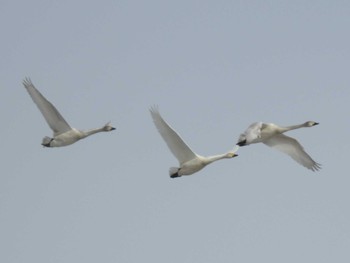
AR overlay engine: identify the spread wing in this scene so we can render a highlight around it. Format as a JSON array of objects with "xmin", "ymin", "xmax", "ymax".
[
  {"xmin": 263, "ymin": 134, "xmax": 321, "ymax": 171},
  {"xmin": 23, "ymin": 78, "xmax": 72, "ymax": 136},
  {"xmin": 149, "ymin": 106, "xmax": 197, "ymax": 164}
]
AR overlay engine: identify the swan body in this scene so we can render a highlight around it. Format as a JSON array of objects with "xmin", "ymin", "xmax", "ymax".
[
  {"xmin": 237, "ymin": 121, "xmax": 321, "ymax": 171},
  {"xmin": 23, "ymin": 78, "xmax": 115, "ymax": 147},
  {"xmin": 150, "ymin": 106, "xmax": 238, "ymax": 178}
]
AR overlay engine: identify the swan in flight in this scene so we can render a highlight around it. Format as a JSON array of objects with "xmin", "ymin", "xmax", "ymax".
[
  {"xmin": 150, "ymin": 106, "xmax": 239, "ymax": 178},
  {"xmin": 23, "ymin": 78, "xmax": 116, "ymax": 147},
  {"xmin": 237, "ymin": 121, "xmax": 321, "ymax": 171}
]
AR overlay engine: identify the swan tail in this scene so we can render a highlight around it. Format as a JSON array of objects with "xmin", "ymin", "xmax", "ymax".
[
  {"xmin": 169, "ymin": 167, "xmax": 181, "ymax": 178},
  {"xmin": 41, "ymin": 136, "xmax": 53, "ymax": 147},
  {"xmin": 237, "ymin": 134, "xmax": 247, "ymax": 146}
]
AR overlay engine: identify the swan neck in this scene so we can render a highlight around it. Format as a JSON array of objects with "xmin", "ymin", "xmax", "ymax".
[
  {"xmin": 81, "ymin": 127, "xmax": 104, "ymax": 137},
  {"xmin": 204, "ymin": 153, "xmax": 229, "ymax": 164},
  {"xmin": 280, "ymin": 123, "xmax": 305, "ymax": 132}
]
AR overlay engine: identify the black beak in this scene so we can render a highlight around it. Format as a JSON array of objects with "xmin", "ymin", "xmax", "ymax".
[
  {"xmin": 111, "ymin": 127, "xmax": 116, "ymax": 130},
  {"xmin": 314, "ymin": 122, "xmax": 319, "ymax": 126}
]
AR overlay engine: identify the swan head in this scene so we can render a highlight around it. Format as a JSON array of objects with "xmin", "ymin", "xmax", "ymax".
[
  {"xmin": 305, "ymin": 121, "xmax": 319, "ymax": 127},
  {"xmin": 227, "ymin": 152, "xmax": 239, "ymax": 158},
  {"xmin": 103, "ymin": 122, "xmax": 116, "ymax": 131},
  {"xmin": 227, "ymin": 145, "xmax": 239, "ymax": 158}
]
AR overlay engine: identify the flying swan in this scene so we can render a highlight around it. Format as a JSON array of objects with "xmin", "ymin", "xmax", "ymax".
[
  {"xmin": 23, "ymin": 78, "xmax": 116, "ymax": 147},
  {"xmin": 237, "ymin": 121, "xmax": 321, "ymax": 171},
  {"xmin": 150, "ymin": 106, "xmax": 239, "ymax": 178}
]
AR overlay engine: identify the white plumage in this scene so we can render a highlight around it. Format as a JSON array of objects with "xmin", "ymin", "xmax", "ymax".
[
  {"xmin": 237, "ymin": 121, "xmax": 321, "ymax": 171},
  {"xmin": 23, "ymin": 78, "xmax": 115, "ymax": 147},
  {"xmin": 150, "ymin": 106, "xmax": 239, "ymax": 178}
]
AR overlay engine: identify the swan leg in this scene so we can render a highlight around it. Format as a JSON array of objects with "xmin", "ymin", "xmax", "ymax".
[
  {"xmin": 237, "ymin": 139, "xmax": 247, "ymax": 146},
  {"xmin": 169, "ymin": 167, "xmax": 181, "ymax": 178},
  {"xmin": 41, "ymin": 136, "xmax": 54, "ymax": 147}
]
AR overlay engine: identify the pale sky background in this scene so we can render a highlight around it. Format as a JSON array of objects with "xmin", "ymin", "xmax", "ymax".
[{"xmin": 1, "ymin": 0, "xmax": 350, "ymax": 262}]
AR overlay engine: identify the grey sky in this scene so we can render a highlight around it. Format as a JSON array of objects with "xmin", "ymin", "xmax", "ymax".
[{"xmin": 1, "ymin": 0, "xmax": 349, "ymax": 262}]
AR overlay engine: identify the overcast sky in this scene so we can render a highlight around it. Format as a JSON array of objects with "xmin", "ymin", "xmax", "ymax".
[{"xmin": 1, "ymin": 0, "xmax": 350, "ymax": 262}]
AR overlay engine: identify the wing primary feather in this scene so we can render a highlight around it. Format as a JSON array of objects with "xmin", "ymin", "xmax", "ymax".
[
  {"xmin": 23, "ymin": 78, "xmax": 72, "ymax": 135},
  {"xmin": 263, "ymin": 134, "xmax": 321, "ymax": 171},
  {"xmin": 149, "ymin": 106, "xmax": 197, "ymax": 164}
]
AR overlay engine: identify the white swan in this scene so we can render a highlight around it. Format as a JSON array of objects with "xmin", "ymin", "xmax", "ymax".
[
  {"xmin": 150, "ymin": 106, "xmax": 239, "ymax": 178},
  {"xmin": 23, "ymin": 78, "xmax": 116, "ymax": 147},
  {"xmin": 237, "ymin": 121, "xmax": 321, "ymax": 171}
]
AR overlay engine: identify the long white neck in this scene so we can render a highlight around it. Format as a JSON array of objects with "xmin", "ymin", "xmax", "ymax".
[
  {"xmin": 79, "ymin": 122, "xmax": 115, "ymax": 139},
  {"xmin": 279, "ymin": 123, "xmax": 308, "ymax": 133},
  {"xmin": 80, "ymin": 127, "xmax": 105, "ymax": 138},
  {"xmin": 202, "ymin": 153, "xmax": 232, "ymax": 165}
]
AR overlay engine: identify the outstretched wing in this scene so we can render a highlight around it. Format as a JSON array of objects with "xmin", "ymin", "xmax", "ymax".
[
  {"xmin": 23, "ymin": 78, "xmax": 72, "ymax": 136},
  {"xmin": 263, "ymin": 134, "xmax": 321, "ymax": 171},
  {"xmin": 149, "ymin": 106, "xmax": 197, "ymax": 164}
]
